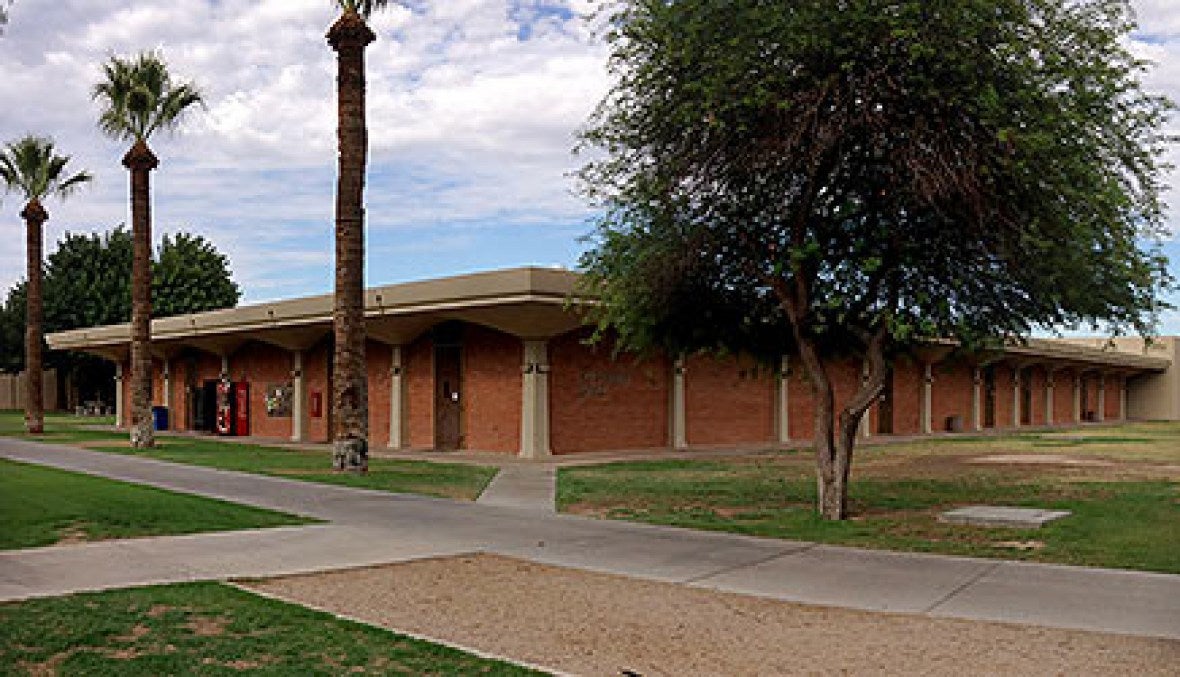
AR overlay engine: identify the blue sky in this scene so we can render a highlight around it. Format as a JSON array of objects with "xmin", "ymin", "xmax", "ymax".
[{"xmin": 1, "ymin": 0, "xmax": 1178, "ymax": 336}]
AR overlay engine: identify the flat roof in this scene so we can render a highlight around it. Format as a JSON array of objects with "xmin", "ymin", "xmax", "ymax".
[{"xmin": 45, "ymin": 266, "xmax": 1173, "ymax": 372}]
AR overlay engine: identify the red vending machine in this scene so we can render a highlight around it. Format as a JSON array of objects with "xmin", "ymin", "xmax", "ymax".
[
  {"xmin": 233, "ymin": 382, "xmax": 250, "ymax": 436},
  {"xmin": 215, "ymin": 380, "xmax": 234, "ymax": 435}
]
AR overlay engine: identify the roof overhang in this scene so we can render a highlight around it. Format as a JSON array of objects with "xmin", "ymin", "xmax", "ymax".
[{"xmin": 47, "ymin": 267, "xmax": 592, "ymax": 359}]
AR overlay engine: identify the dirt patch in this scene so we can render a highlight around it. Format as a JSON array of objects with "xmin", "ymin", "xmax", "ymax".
[
  {"xmin": 201, "ymin": 657, "xmax": 273, "ymax": 670},
  {"xmin": 55, "ymin": 523, "xmax": 91, "ymax": 546},
  {"xmin": 184, "ymin": 615, "xmax": 230, "ymax": 637},
  {"xmin": 113, "ymin": 623, "xmax": 151, "ymax": 643},
  {"xmin": 146, "ymin": 604, "xmax": 175, "ymax": 618},
  {"xmin": 970, "ymin": 454, "xmax": 1115, "ymax": 467},
  {"xmin": 242, "ymin": 554, "xmax": 1179, "ymax": 676},
  {"xmin": 992, "ymin": 540, "xmax": 1046, "ymax": 551}
]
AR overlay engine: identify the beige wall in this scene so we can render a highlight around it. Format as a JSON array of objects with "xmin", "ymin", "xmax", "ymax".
[
  {"xmin": 1119, "ymin": 337, "xmax": 1180, "ymax": 421},
  {"xmin": 0, "ymin": 370, "xmax": 59, "ymax": 411}
]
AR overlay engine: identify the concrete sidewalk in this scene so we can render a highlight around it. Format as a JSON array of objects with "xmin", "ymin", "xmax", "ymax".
[
  {"xmin": 476, "ymin": 465, "xmax": 556, "ymax": 512},
  {"xmin": 2, "ymin": 438, "xmax": 1178, "ymax": 640}
]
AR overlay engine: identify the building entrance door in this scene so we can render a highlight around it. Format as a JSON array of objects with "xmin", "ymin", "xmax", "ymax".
[{"xmin": 434, "ymin": 344, "xmax": 463, "ymax": 451}]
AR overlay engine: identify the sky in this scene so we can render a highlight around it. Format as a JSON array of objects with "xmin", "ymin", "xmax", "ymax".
[{"xmin": 0, "ymin": 0, "xmax": 1178, "ymax": 336}]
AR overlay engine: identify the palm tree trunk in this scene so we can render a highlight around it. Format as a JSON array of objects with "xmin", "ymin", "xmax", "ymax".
[
  {"xmin": 327, "ymin": 11, "xmax": 375, "ymax": 472},
  {"xmin": 123, "ymin": 139, "xmax": 158, "ymax": 449},
  {"xmin": 21, "ymin": 199, "xmax": 48, "ymax": 435}
]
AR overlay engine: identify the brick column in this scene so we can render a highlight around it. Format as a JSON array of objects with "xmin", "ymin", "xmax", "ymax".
[
  {"xmin": 291, "ymin": 350, "xmax": 307, "ymax": 443},
  {"xmin": 1073, "ymin": 373, "xmax": 1082, "ymax": 422},
  {"xmin": 921, "ymin": 363, "xmax": 934, "ymax": 435},
  {"xmin": 388, "ymin": 346, "xmax": 404, "ymax": 449},
  {"xmin": 777, "ymin": 355, "xmax": 790, "ymax": 444},
  {"xmin": 671, "ymin": 357, "xmax": 687, "ymax": 449},
  {"xmin": 114, "ymin": 363, "xmax": 125, "ymax": 429},
  {"xmin": 520, "ymin": 340, "xmax": 551, "ymax": 459},
  {"xmin": 971, "ymin": 367, "xmax": 983, "ymax": 431}
]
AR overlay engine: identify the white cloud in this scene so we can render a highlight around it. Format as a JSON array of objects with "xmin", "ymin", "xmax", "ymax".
[
  {"xmin": 0, "ymin": 0, "xmax": 1177, "ymax": 328},
  {"xmin": 0, "ymin": 0, "xmax": 610, "ymax": 302}
]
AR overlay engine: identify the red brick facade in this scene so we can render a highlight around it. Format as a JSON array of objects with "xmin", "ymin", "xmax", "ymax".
[
  {"xmin": 549, "ymin": 330, "xmax": 670, "ymax": 454},
  {"xmin": 119, "ymin": 321, "xmax": 1131, "ymax": 454},
  {"xmin": 463, "ymin": 325, "xmax": 522, "ymax": 454},
  {"xmin": 684, "ymin": 353, "xmax": 774, "ymax": 446}
]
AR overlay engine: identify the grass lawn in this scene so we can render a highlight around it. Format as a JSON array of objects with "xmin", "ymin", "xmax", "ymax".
[
  {"xmin": 559, "ymin": 423, "xmax": 1180, "ymax": 573},
  {"xmin": 0, "ymin": 582, "xmax": 540, "ymax": 675},
  {"xmin": 0, "ymin": 411, "xmax": 498, "ymax": 501},
  {"xmin": 0, "ymin": 459, "xmax": 312, "ymax": 550}
]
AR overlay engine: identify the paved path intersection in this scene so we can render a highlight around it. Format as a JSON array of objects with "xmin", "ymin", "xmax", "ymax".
[{"xmin": 1, "ymin": 438, "xmax": 1177, "ymax": 640}]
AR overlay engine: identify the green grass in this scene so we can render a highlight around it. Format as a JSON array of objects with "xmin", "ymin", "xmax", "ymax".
[
  {"xmin": 0, "ymin": 582, "xmax": 541, "ymax": 675},
  {"xmin": 0, "ymin": 459, "xmax": 312, "ymax": 550},
  {"xmin": 0, "ymin": 411, "xmax": 498, "ymax": 501},
  {"xmin": 559, "ymin": 423, "xmax": 1180, "ymax": 573}
]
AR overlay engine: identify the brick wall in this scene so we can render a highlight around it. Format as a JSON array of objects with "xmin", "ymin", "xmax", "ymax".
[
  {"xmin": 550, "ymin": 330, "xmax": 670, "ymax": 454},
  {"xmin": 890, "ymin": 358, "xmax": 923, "ymax": 435},
  {"xmin": 992, "ymin": 364, "xmax": 1016, "ymax": 429},
  {"xmin": 405, "ymin": 334, "xmax": 434, "ymax": 449},
  {"xmin": 930, "ymin": 360, "xmax": 975, "ymax": 433},
  {"xmin": 366, "ymin": 340, "xmax": 393, "ymax": 448},
  {"xmin": 786, "ymin": 357, "xmax": 867, "ymax": 441},
  {"xmin": 304, "ymin": 341, "xmax": 331, "ymax": 443},
  {"xmin": 225, "ymin": 342, "xmax": 293, "ymax": 440},
  {"xmin": 684, "ymin": 353, "xmax": 775, "ymax": 446},
  {"xmin": 1105, "ymin": 376, "xmax": 1123, "ymax": 420},
  {"xmin": 1026, "ymin": 367, "xmax": 1046, "ymax": 426},
  {"xmin": 1061, "ymin": 369, "xmax": 1080, "ymax": 423},
  {"xmin": 464, "ymin": 325, "xmax": 522, "ymax": 454}
]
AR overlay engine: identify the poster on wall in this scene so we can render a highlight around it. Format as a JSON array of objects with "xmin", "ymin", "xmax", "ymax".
[{"xmin": 265, "ymin": 383, "xmax": 293, "ymax": 417}]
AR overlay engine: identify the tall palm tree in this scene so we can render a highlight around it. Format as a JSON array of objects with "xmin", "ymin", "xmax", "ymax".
[
  {"xmin": 1, "ymin": 136, "xmax": 92, "ymax": 434},
  {"xmin": 328, "ymin": 0, "xmax": 389, "ymax": 472},
  {"xmin": 93, "ymin": 52, "xmax": 202, "ymax": 449}
]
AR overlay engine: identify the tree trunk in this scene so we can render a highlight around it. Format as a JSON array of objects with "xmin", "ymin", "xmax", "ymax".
[
  {"xmin": 784, "ymin": 313, "xmax": 890, "ymax": 520},
  {"xmin": 22, "ymin": 200, "xmax": 48, "ymax": 435},
  {"xmin": 327, "ymin": 11, "xmax": 375, "ymax": 472},
  {"xmin": 123, "ymin": 139, "xmax": 158, "ymax": 449}
]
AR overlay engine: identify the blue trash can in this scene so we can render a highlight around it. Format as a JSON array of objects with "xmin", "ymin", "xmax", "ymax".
[{"xmin": 152, "ymin": 406, "xmax": 169, "ymax": 431}]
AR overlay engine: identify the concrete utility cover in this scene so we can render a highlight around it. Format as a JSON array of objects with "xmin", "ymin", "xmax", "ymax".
[{"xmin": 938, "ymin": 506, "xmax": 1072, "ymax": 529}]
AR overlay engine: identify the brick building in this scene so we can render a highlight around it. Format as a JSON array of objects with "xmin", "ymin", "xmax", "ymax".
[{"xmin": 47, "ymin": 267, "xmax": 1179, "ymax": 457}]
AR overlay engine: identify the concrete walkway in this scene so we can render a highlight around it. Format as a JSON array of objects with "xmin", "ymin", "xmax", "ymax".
[
  {"xmin": 1, "ymin": 438, "xmax": 1178, "ymax": 640},
  {"xmin": 476, "ymin": 466, "xmax": 556, "ymax": 512}
]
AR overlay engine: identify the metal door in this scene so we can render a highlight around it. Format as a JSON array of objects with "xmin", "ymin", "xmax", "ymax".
[{"xmin": 434, "ymin": 345, "xmax": 463, "ymax": 450}]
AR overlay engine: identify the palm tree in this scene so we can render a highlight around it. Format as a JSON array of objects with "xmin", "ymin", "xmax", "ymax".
[
  {"xmin": 328, "ymin": 0, "xmax": 389, "ymax": 472},
  {"xmin": 93, "ymin": 52, "xmax": 202, "ymax": 449},
  {"xmin": 0, "ymin": 136, "xmax": 92, "ymax": 434}
]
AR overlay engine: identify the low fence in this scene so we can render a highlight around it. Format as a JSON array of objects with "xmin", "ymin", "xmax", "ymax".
[{"xmin": 0, "ymin": 369, "xmax": 59, "ymax": 410}]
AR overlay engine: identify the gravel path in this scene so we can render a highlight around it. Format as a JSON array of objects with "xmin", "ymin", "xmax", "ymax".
[{"xmin": 243, "ymin": 554, "xmax": 1179, "ymax": 676}]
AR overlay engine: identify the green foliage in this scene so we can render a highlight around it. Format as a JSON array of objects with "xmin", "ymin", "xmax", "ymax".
[
  {"xmin": 93, "ymin": 51, "xmax": 204, "ymax": 143},
  {"xmin": 578, "ymin": 0, "xmax": 1176, "ymax": 363},
  {"xmin": 0, "ymin": 459, "xmax": 310, "ymax": 550},
  {"xmin": 0, "ymin": 135, "xmax": 92, "ymax": 203},
  {"xmin": 0, "ymin": 228, "xmax": 240, "ymax": 384}
]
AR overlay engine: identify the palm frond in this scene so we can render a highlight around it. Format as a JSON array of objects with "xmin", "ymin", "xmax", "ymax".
[
  {"xmin": 93, "ymin": 51, "xmax": 204, "ymax": 142},
  {"xmin": 337, "ymin": 0, "xmax": 393, "ymax": 19},
  {"xmin": 0, "ymin": 135, "xmax": 91, "ymax": 203}
]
